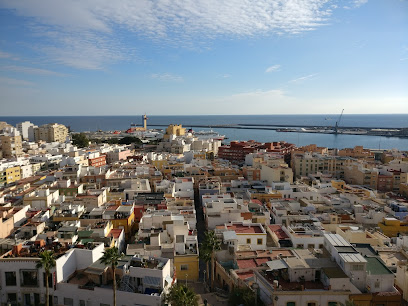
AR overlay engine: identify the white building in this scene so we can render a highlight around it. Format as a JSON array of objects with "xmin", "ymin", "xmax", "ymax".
[
  {"xmin": 204, "ymin": 198, "xmax": 249, "ymax": 230},
  {"xmin": 16, "ymin": 121, "xmax": 36, "ymax": 141},
  {"xmin": 217, "ymin": 222, "xmax": 266, "ymax": 251}
]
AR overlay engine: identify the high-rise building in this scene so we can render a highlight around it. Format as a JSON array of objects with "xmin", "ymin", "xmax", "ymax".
[
  {"xmin": 16, "ymin": 121, "xmax": 36, "ymax": 140},
  {"xmin": 34, "ymin": 123, "xmax": 68, "ymax": 143},
  {"xmin": 0, "ymin": 129, "xmax": 23, "ymax": 158}
]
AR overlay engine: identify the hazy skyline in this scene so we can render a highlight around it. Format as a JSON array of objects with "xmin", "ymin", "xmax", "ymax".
[{"xmin": 0, "ymin": 0, "xmax": 407, "ymax": 115}]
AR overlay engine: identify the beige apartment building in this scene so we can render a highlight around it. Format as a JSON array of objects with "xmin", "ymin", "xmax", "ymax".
[
  {"xmin": 34, "ymin": 123, "xmax": 68, "ymax": 143},
  {"xmin": 260, "ymin": 164, "xmax": 293, "ymax": 184},
  {"xmin": 0, "ymin": 133, "xmax": 23, "ymax": 158},
  {"xmin": 292, "ymin": 152, "xmax": 354, "ymax": 179}
]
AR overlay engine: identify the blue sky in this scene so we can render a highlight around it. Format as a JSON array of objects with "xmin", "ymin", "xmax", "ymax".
[{"xmin": 0, "ymin": 0, "xmax": 407, "ymax": 115}]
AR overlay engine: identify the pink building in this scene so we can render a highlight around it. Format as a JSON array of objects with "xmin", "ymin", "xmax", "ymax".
[{"xmin": 106, "ymin": 149, "xmax": 132, "ymax": 164}]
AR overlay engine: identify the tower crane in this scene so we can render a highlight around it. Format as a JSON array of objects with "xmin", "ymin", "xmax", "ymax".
[{"xmin": 334, "ymin": 109, "xmax": 344, "ymax": 134}]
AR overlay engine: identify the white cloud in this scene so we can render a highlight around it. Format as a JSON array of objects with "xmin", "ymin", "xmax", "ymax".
[
  {"xmin": 289, "ymin": 73, "xmax": 318, "ymax": 83},
  {"xmin": 150, "ymin": 73, "xmax": 183, "ymax": 82},
  {"xmin": 3, "ymin": 65, "xmax": 67, "ymax": 76},
  {"xmin": 344, "ymin": 0, "xmax": 368, "ymax": 9},
  {"xmin": 0, "ymin": 0, "xmax": 336, "ymax": 69},
  {"xmin": 265, "ymin": 64, "xmax": 281, "ymax": 73},
  {"xmin": 0, "ymin": 50, "xmax": 19, "ymax": 60},
  {"xmin": 0, "ymin": 77, "xmax": 35, "ymax": 87},
  {"xmin": 353, "ymin": 0, "xmax": 368, "ymax": 8}
]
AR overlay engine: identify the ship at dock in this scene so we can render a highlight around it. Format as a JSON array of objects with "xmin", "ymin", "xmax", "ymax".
[{"xmin": 190, "ymin": 129, "xmax": 226, "ymax": 141}]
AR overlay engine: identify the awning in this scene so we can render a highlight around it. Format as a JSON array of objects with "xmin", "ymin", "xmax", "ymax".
[
  {"xmin": 144, "ymin": 276, "xmax": 161, "ymax": 287},
  {"xmin": 165, "ymin": 275, "xmax": 173, "ymax": 286},
  {"xmin": 266, "ymin": 259, "xmax": 288, "ymax": 271}
]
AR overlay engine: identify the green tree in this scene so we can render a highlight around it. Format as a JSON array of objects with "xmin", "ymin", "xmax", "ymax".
[
  {"xmin": 72, "ymin": 133, "xmax": 89, "ymax": 148},
  {"xmin": 165, "ymin": 284, "xmax": 199, "ymax": 306},
  {"xmin": 36, "ymin": 250, "xmax": 56, "ymax": 306},
  {"xmin": 199, "ymin": 230, "xmax": 221, "ymax": 290},
  {"xmin": 100, "ymin": 247, "xmax": 123, "ymax": 306},
  {"xmin": 118, "ymin": 136, "xmax": 142, "ymax": 145},
  {"xmin": 228, "ymin": 287, "xmax": 255, "ymax": 306}
]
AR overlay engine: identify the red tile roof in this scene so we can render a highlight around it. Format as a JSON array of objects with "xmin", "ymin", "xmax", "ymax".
[
  {"xmin": 108, "ymin": 229, "xmax": 123, "ymax": 239},
  {"xmin": 268, "ymin": 225, "xmax": 289, "ymax": 239},
  {"xmin": 237, "ymin": 259, "xmax": 257, "ymax": 269},
  {"xmin": 255, "ymin": 258, "xmax": 270, "ymax": 266},
  {"xmin": 226, "ymin": 223, "xmax": 264, "ymax": 234}
]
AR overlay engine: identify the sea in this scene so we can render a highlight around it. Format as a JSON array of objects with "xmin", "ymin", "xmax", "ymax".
[{"xmin": 1, "ymin": 114, "xmax": 408, "ymax": 150}]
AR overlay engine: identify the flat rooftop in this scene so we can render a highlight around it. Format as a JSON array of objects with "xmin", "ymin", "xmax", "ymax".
[{"xmin": 226, "ymin": 223, "xmax": 264, "ymax": 234}]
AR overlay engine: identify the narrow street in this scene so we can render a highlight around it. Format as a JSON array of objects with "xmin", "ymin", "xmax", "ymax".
[{"xmin": 194, "ymin": 189, "xmax": 208, "ymax": 282}]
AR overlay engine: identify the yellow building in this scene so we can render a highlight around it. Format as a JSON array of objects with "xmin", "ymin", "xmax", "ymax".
[
  {"xmin": 111, "ymin": 207, "xmax": 135, "ymax": 239},
  {"xmin": 163, "ymin": 124, "xmax": 186, "ymax": 140},
  {"xmin": 174, "ymin": 253, "xmax": 199, "ymax": 282},
  {"xmin": 248, "ymin": 190, "xmax": 282, "ymax": 203},
  {"xmin": 331, "ymin": 180, "xmax": 346, "ymax": 190},
  {"xmin": 378, "ymin": 218, "xmax": 408, "ymax": 237},
  {"xmin": 151, "ymin": 159, "xmax": 168, "ymax": 171},
  {"xmin": 6, "ymin": 166, "xmax": 21, "ymax": 184}
]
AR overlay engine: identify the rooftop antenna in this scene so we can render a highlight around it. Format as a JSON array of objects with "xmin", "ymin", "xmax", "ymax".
[{"xmin": 334, "ymin": 109, "xmax": 344, "ymax": 134}]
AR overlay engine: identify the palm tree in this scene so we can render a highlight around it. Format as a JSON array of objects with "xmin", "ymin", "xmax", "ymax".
[
  {"xmin": 165, "ymin": 284, "xmax": 199, "ymax": 306},
  {"xmin": 100, "ymin": 247, "xmax": 123, "ymax": 306},
  {"xmin": 36, "ymin": 250, "xmax": 56, "ymax": 306},
  {"xmin": 199, "ymin": 248, "xmax": 211, "ymax": 285},
  {"xmin": 199, "ymin": 231, "xmax": 221, "ymax": 290}
]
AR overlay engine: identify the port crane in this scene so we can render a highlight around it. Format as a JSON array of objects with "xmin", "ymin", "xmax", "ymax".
[{"xmin": 334, "ymin": 109, "xmax": 344, "ymax": 134}]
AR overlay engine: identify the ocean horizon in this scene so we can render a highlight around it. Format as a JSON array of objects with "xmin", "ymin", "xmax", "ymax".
[{"xmin": 1, "ymin": 114, "xmax": 408, "ymax": 150}]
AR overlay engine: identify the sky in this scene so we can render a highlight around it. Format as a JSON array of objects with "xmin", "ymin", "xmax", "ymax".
[{"xmin": 0, "ymin": 0, "xmax": 407, "ymax": 116}]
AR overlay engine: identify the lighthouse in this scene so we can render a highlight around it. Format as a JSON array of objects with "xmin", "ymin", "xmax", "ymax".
[{"xmin": 143, "ymin": 114, "xmax": 148, "ymax": 130}]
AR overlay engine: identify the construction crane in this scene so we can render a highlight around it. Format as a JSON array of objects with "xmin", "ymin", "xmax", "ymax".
[{"xmin": 334, "ymin": 109, "xmax": 344, "ymax": 134}]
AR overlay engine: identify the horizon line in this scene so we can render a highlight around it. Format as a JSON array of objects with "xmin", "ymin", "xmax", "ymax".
[{"xmin": 1, "ymin": 113, "xmax": 407, "ymax": 117}]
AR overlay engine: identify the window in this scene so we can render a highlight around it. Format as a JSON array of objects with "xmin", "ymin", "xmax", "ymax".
[
  {"xmin": 5, "ymin": 271, "xmax": 17, "ymax": 286},
  {"xmin": 20, "ymin": 269, "xmax": 38, "ymax": 287},
  {"xmin": 297, "ymin": 244, "xmax": 304, "ymax": 249},
  {"xmin": 287, "ymin": 302, "xmax": 296, "ymax": 306},
  {"xmin": 352, "ymin": 264, "xmax": 364, "ymax": 271},
  {"xmin": 246, "ymin": 238, "xmax": 251, "ymax": 244},
  {"xmin": 63, "ymin": 298, "xmax": 73, "ymax": 306},
  {"xmin": 257, "ymin": 238, "xmax": 263, "ymax": 245},
  {"xmin": 307, "ymin": 303, "xmax": 317, "ymax": 306},
  {"xmin": 79, "ymin": 301, "xmax": 86, "ymax": 306},
  {"xmin": 181, "ymin": 264, "xmax": 189, "ymax": 271},
  {"xmin": 7, "ymin": 293, "xmax": 17, "ymax": 303},
  {"xmin": 328, "ymin": 302, "xmax": 337, "ymax": 306},
  {"xmin": 308, "ymin": 244, "xmax": 315, "ymax": 249}
]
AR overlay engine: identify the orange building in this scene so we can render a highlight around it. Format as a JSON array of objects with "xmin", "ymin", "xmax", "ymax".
[{"xmin": 88, "ymin": 155, "xmax": 106, "ymax": 167}]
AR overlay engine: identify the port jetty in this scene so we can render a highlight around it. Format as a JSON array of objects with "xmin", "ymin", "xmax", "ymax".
[{"xmin": 150, "ymin": 124, "xmax": 408, "ymax": 138}]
